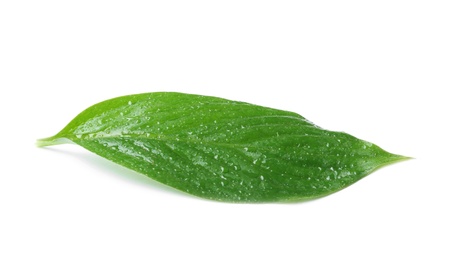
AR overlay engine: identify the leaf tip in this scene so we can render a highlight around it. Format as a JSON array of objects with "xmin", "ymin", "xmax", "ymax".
[
  {"xmin": 392, "ymin": 154, "xmax": 414, "ymax": 162},
  {"xmin": 377, "ymin": 152, "xmax": 413, "ymax": 170}
]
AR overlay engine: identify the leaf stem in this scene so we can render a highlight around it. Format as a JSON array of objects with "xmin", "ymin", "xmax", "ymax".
[{"xmin": 36, "ymin": 136, "xmax": 71, "ymax": 147}]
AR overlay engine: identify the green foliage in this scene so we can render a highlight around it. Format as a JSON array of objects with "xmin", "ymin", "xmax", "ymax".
[{"xmin": 37, "ymin": 92, "xmax": 408, "ymax": 202}]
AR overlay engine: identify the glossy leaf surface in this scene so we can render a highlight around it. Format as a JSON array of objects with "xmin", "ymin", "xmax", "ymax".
[{"xmin": 37, "ymin": 92, "xmax": 408, "ymax": 202}]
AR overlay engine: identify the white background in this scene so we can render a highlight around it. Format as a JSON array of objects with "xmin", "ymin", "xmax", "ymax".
[{"xmin": 1, "ymin": 1, "xmax": 456, "ymax": 259}]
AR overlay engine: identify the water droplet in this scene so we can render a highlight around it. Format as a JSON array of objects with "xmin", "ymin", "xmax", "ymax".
[{"xmin": 260, "ymin": 175, "xmax": 264, "ymax": 181}]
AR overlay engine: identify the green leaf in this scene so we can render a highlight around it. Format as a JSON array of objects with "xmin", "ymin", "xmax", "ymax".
[{"xmin": 37, "ymin": 92, "xmax": 409, "ymax": 202}]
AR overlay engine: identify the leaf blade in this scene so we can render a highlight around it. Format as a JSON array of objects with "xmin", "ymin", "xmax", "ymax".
[{"xmin": 38, "ymin": 92, "xmax": 409, "ymax": 202}]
